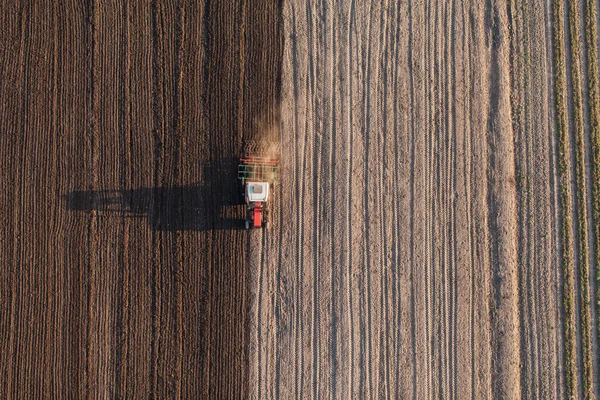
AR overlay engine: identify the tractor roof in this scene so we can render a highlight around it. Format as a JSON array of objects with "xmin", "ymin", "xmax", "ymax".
[{"xmin": 246, "ymin": 182, "xmax": 269, "ymax": 203}]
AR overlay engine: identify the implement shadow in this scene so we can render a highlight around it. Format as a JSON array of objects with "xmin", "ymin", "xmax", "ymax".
[{"xmin": 65, "ymin": 160, "xmax": 246, "ymax": 232}]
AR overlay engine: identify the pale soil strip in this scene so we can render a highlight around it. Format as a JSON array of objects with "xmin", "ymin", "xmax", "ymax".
[
  {"xmin": 272, "ymin": 3, "xmax": 302, "ymax": 394},
  {"xmin": 433, "ymin": 1, "xmax": 445, "ymax": 397},
  {"xmin": 510, "ymin": 2, "xmax": 532, "ymax": 396},
  {"xmin": 307, "ymin": 3, "xmax": 337, "ymax": 397},
  {"xmin": 261, "ymin": 228, "xmax": 277, "ymax": 400},
  {"xmin": 526, "ymin": 0, "xmax": 561, "ymax": 396},
  {"xmin": 429, "ymin": 1, "xmax": 440, "ymax": 398},
  {"xmin": 246, "ymin": 229, "xmax": 262, "ymax": 398},
  {"xmin": 324, "ymin": 4, "xmax": 340, "ymax": 397},
  {"xmin": 306, "ymin": 5, "xmax": 325, "ymax": 398},
  {"xmin": 544, "ymin": 0, "xmax": 567, "ymax": 396},
  {"xmin": 345, "ymin": 2, "xmax": 357, "ymax": 398},
  {"xmin": 408, "ymin": 0, "xmax": 430, "ymax": 397},
  {"xmin": 376, "ymin": 3, "xmax": 396, "ymax": 398},
  {"xmin": 300, "ymin": 4, "xmax": 319, "ymax": 399},
  {"xmin": 526, "ymin": 1, "xmax": 552, "ymax": 396},
  {"xmin": 394, "ymin": 0, "xmax": 415, "ymax": 397},
  {"xmin": 544, "ymin": 0, "xmax": 566, "ymax": 397},
  {"xmin": 425, "ymin": 0, "xmax": 435, "ymax": 397},
  {"xmin": 299, "ymin": 5, "xmax": 314, "ymax": 396},
  {"xmin": 347, "ymin": 4, "xmax": 366, "ymax": 396},
  {"xmin": 312, "ymin": 1, "xmax": 336, "ymax": 398},
  {"xmin": 442, "ymin": 1, "xmax": 454, "ymax": 397},
  {"xmin": 486, "ymin": 0, "xmax": 521, "ymax": 397},
  {"xmin": 405, "ymin": 0, "xmax": 419, "ymax": 397},
  {"xmin": 284, "ymin": 4, "xmax": 311, "ymax": 398},
  {"xmin": 360, "ymin": 1, "xmax": 379, "ymax": 398},
  {"xmin": 510, "ymin": 0, "xmax": 561, "ymax": 397},
  {"xmin": 279, "ymin": 5, "xmax": 304, "ymax": 399},
  {"xmin": 468, "ymin": 1, "xmax": 493, "ymax": 398},
  {"xmin": 348, "ymin": 2, "xmax": 369, "ymax": 396},
  {"xmin": 325, "ymin": 1, "xmax": 356, "ymax": 397},
  {"xmin": 376, "ymin": 3, "xmax": 389, "ymax": 398},
  {"xmin": 295, "ymin": 14, "xmax": 308, "ymax": 398},
  {"xmin": 446, "ymin": 1, "xmax": 463, "ymax": 397},
  {"xmin": 452, "ymin": 0, "xmax": 475, "ymax": 398}
]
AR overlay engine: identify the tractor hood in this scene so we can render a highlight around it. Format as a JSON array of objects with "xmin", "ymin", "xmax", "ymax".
[{"xmin": 246, "ymin": 182, "xmax": 269, "ymax": 203}]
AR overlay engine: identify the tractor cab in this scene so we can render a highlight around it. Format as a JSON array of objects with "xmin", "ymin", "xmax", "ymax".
[
  {"xmin": 244, "ymin": 182, "xmax": 269, "ymax": 229},
  {"xmin": 245, "ymin": 182, "xmax": 269, "ymax": 203}
]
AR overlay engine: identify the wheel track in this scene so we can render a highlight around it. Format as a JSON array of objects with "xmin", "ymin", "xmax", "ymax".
[
  {"xmin": 287, "ymin": 6, "xmax": 301, "ymax": 398},
  {"xmin": 344, "ymin": 2, "xmax": 357, "ymax": 398},
  {"xmin": 446, "ymin": 1, "xmax": 459, "ymax": 397},
  {"xmin": 459, "ymin": 2, "xmax": 475, "ymax": 398},
  {"xmin": 376, "ymin": 3, "xmax": 393, "ymax": 398},
  {"xmin": 254, "ymin": 230, "xmax": 265, "ymax": 399},
  {"xmin": 406, "ymin": 0, "xmax": 419, "ymax": 397},
  {"xmin": 512, "ymin": 2, "xmax": 539, "ymax": 395},
  {"xmin": 288, "ymin": 5, "xmax": 307, "ymax": 400},
  {"xmin": 435, "ymin": 0, "xmax": 447, "ymax": 397},
  {"xmin": 544, "ymin": 0, "xmax": 567, "ymax": 396},
  {"xmin": 425, "ymin": 0, "xmax": 435, "ymax": 396},
  {"xmin": 327, "ymin": 3, "xmax": 339, "ymax": 398},
  {"xmin": 468, "ymin": 1, "xmax": 493, "ymax": 396},
  {"xmin": 303, "ymin": 3, "xmax": 322, "ymax": 398},
  {"xmin": 526, "ymin": 1, "xmax": 551, "ymax": 395},
  {"xmin": 441, "ymin": 1, "xmax": 455, "ymax": 397},
  {"xmin": 388, "ymin": 1, "xmax": 405, "ymax": 397},
  {"xmin": 360, "ymin": 1, "xmax": 376, "ymax": 398},
  {"xmin": 527, "ymin": 0, "xmax": 564, "ymax": 395}
]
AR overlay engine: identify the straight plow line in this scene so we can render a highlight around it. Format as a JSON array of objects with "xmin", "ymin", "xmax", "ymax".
[
  {"xmin": 583, "ymin": 0, "xmax": 600, "ymax": 395},
  {"xmin": 567, "ymin": 0, "xmax": 594, "ymax": 396},
  {"xmin": 551, "ymin": 0, "xmax": 578, "ymax": 396}
]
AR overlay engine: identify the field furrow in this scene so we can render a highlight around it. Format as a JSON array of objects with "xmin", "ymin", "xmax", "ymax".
[{"xmin": 4, "ymin": 0, "xmax": 600, "ymax": 397}]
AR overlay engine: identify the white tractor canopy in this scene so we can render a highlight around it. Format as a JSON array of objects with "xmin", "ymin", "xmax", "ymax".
[{"xmin": 246, "ymin": 182, "xmax": 269, "ymax": 203}]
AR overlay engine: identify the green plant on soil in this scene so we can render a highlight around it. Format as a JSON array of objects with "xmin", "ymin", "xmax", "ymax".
[{"xmin": 552, "ymin": 0, "xmax": 577, "ymax": 397}]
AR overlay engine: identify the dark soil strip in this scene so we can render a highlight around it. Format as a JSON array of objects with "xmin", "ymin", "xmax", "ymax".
[{"xmin": 0, "ymin": 0, "xmax": 283, "ymax": 397}]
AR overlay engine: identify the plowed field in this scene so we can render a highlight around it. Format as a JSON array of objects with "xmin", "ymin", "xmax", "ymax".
[{"xmin": 2, "ymin": 0, "xmax": 600, "ymax": 399}]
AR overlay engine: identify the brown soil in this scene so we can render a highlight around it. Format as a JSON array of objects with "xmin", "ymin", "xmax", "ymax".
[
  {"xmin": 0, "ymin": 1, "xmax": 281, "ymax": 398},
  {"xmin": 2, "ymin": 0, "xmax": 599, "ymax": 398}
]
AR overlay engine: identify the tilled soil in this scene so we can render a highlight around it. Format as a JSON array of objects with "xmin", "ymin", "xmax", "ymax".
[
  {"xmin": 2, "ymin": 0, "xmax": 600, "ymax": 399},
  {"xmin": 252, "ymin": 0, "xmax": 597, "ymax": 399},
  {"xmin": 1, "ymin": 1, "xmax": 281, "ymax": 398}
]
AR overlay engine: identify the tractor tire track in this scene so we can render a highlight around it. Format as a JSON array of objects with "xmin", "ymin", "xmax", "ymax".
[{"xmin": 544, "ymin": 0, "xmax": 567, "ymax": 395}]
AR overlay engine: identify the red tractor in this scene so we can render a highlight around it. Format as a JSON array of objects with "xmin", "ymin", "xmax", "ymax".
[{"xmin": 238, "ymin": 141, "xmax": 280, "ymax": 229}]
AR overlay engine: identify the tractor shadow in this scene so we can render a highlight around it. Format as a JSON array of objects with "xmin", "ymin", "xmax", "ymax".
[{"xmin": 65, "ymin": 160, "xmax": 247, "ymax": 232}]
